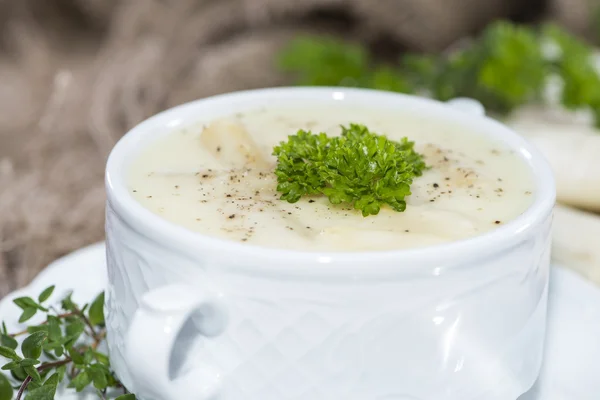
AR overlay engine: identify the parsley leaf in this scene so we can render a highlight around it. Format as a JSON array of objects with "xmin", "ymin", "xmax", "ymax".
[{"xmin": 273, "ymin": 124, "xmax": 427, "ymax": 216}]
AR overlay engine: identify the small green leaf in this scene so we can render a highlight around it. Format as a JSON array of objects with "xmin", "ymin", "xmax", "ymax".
[
  {"xmin": 0, "ymin": 323, "xmax": 6, "ymax": 335},
  {"xmin": 94, "ymin": 351, "xmax": 110, "ymax": 366},
  {"xmin": 105, "ymin": 373, "xmax": 117, "ymax": 387},
  {"xmin": 115, "ymin": 395, "xmax": 136, "ymax": 400},
  {"xmin": 88, "ymin": 292, "xmax": 105, "ymax": 326},
  {"xmin": 60, "ymin": 293, "xmax": 77, "ymax": 312},
  {"xmin": 83, "ymin": 348, "xmax": 94, "ymax": 365},
  {"xmin": 65, "ymin": 319, "xmax": 85, "ymax": 342},
  {"xmin": 53, "ymin": 346, "xmax": 63, "ymax": 358},
  {"xmin": 23, "ymin": 383, "xmax": 56, "ymax": 400},
  {"xmin": 56, "ymin": 365, "xmax": 66, "ymax": 382},
  {"xmin": 27, "ymin": 380, "xmax": 42, "ymax": 390},
  {"xmin": 67, "ymin": 348, "xmax": 84, "ymax": 366},
  {"xmin": 0, "ymin": 335, "xmax": 18, "ymax": 350},
  {"xmin": 10, "ymin": 366, "xmax": 27, "ymax": 381},
  {"xmin": 24, "ymin": 331, "xmax": 47, "ymax": 347},
  {"xmin": 19, "ymin": 358, "xmax": 41, "ymax": 367},
  {"xmin": 88, "ymin": 365, "xmax": 108, "ymax": 390},
  {"xmin": 0, "ymin": 372, "xmax": 13, "ymax": 400},
  {"xmin": 27, "ymin": 325, "xmax": 48, "ymax": 335},
  {"xmin": 22, "ymin": 331, "xmax": 47, "ymax": 359},
  {"xmin": 68, "ymin": 370, "xmax": 91, "ymax": 392},
  {"xmin": 19, "ymin": 307, "xmax": 37, "ymax": 323},
  {"xmin": 42, "ymin": 342, "xmax": 58, "ymax": 353},
  {"xmin": 46, "ymin": 316, "xmax": 61, "ymax": 342},
  {"xmin": 62, "ymin": 338, "xmax": 76, "ymax": 350},
  {"xmin": 1, "ymin": 361, "xmax": 19, "ymax": 370},
  {"xmin": 0, "ymin": 346, "xmax": 21, "ymax": 361},
  {"xmin": 37, "ymin": 286, "xmax": 55, "ymax": 303},
  {"xmin": 13, "ymin": 297, "xmax": 38, "ymax": 310},
  {"xmin": 43, "ymin": 373, "xmax": 59, "ymax": 387},
  {"xmin": 24, "ymin": 365, "xmax": 42, "ymax": 383}
]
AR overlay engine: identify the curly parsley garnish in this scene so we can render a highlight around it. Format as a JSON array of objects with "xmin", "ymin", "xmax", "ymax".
[{"xmin": 272, "ymin": 124, "xmax": 427, "ymax": 216}]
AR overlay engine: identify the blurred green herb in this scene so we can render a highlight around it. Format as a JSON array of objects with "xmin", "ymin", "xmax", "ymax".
[
  {"xmin": 273, "ymin": 123, "xmax": 427, "ymax": 216},
  {"xmin": 279, "ymin": 20, "xmax": 600, "ymax": 126},
  {"xmin": 278, "ymin": 36, "xmax": 411, "ymax": 92},
  {"xmin": 542, "ymin": 24, "xmax": 600, "ymax": 123},
  {"xmin": 278, "ymin": 36, "xmax": 370, "ymax": 87},
  {"xmin": 0, "ymin": 287, "xmax": 134, "ymax": 400}
]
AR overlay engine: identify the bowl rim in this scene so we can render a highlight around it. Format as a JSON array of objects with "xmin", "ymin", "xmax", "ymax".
[{"xmin": 105, "ymin": 86, "xmax": 556, "ymax": 276}]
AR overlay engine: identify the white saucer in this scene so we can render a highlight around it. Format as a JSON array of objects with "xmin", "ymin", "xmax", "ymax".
[{"xmin": 1, "ymin": 243, "xmax": 599, "ymax": 400}]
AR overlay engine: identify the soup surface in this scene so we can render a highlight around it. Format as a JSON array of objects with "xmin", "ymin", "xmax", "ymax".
[{"xmin": 128, "ymin": 104, "xmax": 534, "ymax": 251}]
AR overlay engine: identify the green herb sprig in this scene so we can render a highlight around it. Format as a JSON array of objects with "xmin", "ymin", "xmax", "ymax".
[
  {"xmin": 277, "ymin": 36, "xmax": 414, "ymax": 94},
  {"xmin": 273, "ymin": 123, "xmax": 427, "ymax": 216},
  {"xmin": 0, "ymin": 286, "xmax": 135, "ymax": 400},
  {"xmin": 278, "ymin": 20, "xmax": 600, "ymax": 127}
]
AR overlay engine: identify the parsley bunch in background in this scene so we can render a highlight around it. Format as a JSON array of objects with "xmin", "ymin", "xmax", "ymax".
[
  {"xmin": 278, "ymin": 36, "xmax": 412, "ymax": 93},
  {"xmin": 0, "ymin": 287, "xmax": 134, "ymax": 400},
  {"xmin": 403, "ymin": 22, "xmax": 547, "ymax": 114},
  {"xmin": 278, "ymin": 20, "xmax": 600, "ymax": 127},
  {"xmin": 273, "ymin": 124, "xmax": 427, "ymax": 216},
  {"xmin": 543, "ymin": 24, "xmax": 600, "ymax": 121}
]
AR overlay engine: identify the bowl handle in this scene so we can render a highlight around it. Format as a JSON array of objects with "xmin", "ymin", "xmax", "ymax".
[
  {"xmin": 124, "ymin": 284, "xmax": 228, "ymax": 400},
  {"xmin": 446, "ymin": 97, "xmax": 485, "ymax": 116}
]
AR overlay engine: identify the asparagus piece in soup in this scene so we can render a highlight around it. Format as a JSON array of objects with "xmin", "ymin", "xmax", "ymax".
[
  {"xmin": 199, "ymin": 119, "xmax": 316, "ymax": 237},
  {"xmin": 200, "ymin": 119, "xmax": 271, "ymax": 169}
]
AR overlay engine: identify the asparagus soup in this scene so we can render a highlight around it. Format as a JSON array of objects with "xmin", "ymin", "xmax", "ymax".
[{"xmin": 127, "ymin": 104, "xmax": 534, "ymax": 251}]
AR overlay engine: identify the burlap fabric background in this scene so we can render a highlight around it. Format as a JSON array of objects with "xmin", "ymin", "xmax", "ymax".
[{"xmin": 0, "ymin": 0, "xmax": 596, "ymax": 296}]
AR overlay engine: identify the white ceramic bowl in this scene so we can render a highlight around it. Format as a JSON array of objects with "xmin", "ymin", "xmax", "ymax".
[{"xmin": 104, "ymin": 88, "xmax": 555, "ymax": 400}]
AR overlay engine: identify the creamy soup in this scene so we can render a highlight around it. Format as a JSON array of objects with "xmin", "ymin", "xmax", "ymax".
[{"xmin": 128, "ymin": 104, "xmax": 534, "ymax": 251}]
